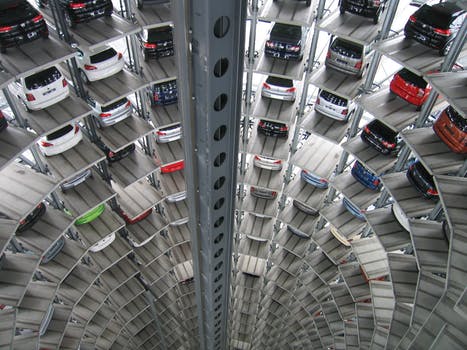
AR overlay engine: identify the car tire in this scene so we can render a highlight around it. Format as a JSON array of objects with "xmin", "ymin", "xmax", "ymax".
[
  {"xmin": 439, "ymin": 40, "xmax": 453, "ymax": 56},
  {"xmin": 64, "ymin": 10, "xmax": 75, "ymax": 28},
  {"xmin": 79, "ymin": 69, "xmax": 90, "ymax": 85}
]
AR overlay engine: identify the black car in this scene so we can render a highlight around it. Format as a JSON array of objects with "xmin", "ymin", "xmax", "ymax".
[
  {"xmin": 148, "ymin": 80, "xmax": 178, "ymax": 106},
  {"xmin": 0, "ymin": 111, "xmax": 8, "ymax": 132},
  {"xmin": 406, "ymin": 160, "xmax": 438, "ymax": 198},
  {"xmin": 37, "ymin": 0, "xmax": 113, "ymax": 28},
  {"xmin": 257, "ymin": 119, "xmax": 289, "ymax": 138},
  {"xmin": 98, "ymin": 142, "xmax": 136, "ymax": 163},
  {"xmin": 273, "ymin": 0, "xmax": 311, "ymax": 6},
  {"xmin": 138, "ymin": 25, "xmax": 174, "ymax": 61},
  {"xmin": 17, "ymin": 202, "xmax": 47, "ymax": 233},
  {"xmin": 339, "ymin": 0, "xmax": 387, "ymax": 24},
  {"xmin": 0, "ymin": 0, "xmax": 48, "ymax": 53},
  {"xmin": 404, "ymin": 2, "xmax": 466, "ymax": 56},
  {"xmin": 264, "ymin": 23, "xmax": 305, "ymax": 61},
  {"xmin": 360, "ymin": 119, "xmax": 401, "ymax": 155}
]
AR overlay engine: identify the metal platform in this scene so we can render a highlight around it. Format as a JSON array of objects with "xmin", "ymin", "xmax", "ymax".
[
  {"xmin": 243, "ymin": 162, "xmax": 285, "ymax": 192},
  {"xmin": 75, "ymin": 209, "xmax": 124, "ymax": 249},
  {"xmin": 0, "ymin": 70, "xmax": 14, "ymax": 90},
  {"xmin": 154, "ymin": 139, "xmax": 184, "ymax": 165},
  {"xmin": 312, "ymin": 227, "xmax": 351, "ymax": 265},
  {"xmin": 386, "ymin": 302, "xmax": 412, "ymax": 350},
  {"xmin": 0, "ymin": 219, "xmax": 16, "ymax": 256},
  {"xmin": 239, "ymin": 212, "xmax": 274, "ymax": 241},
  {"xmin": 436, "ymin": 175, "xmax": 467, "ymax": 228},
  {"xmin": 40, "ymin": 304, "xmax": 73, "ymax": 350},
  {"xmin": 149, "ymin": 104, "xmax": 180, "ymax": 127},
  {"xmin": 309, "ymin": 66, "xmax": 363, "ymax": 100},
  {"xmin": 134, "ymin": 4, "xmax": 172, "ymax": 28},
  {"xmin": 338, "ymin": 262, "xmax": 371, "ymax": 302},
  {"xmin": 300, "ymin": 109, "xmax": 350, "ymax": 144},
  {"xmin": 125, "ymin": 211, "xmax": 168, "ymax": 247},
  {"xmin": 107, "ymin": 148, "xmax": 157, "ymax": 188},
  {"xmin": 402, "ymin": 127, "xmax": 466, "ymax": 175},
  {"xmin": 90, "ymin": 235, "xmax": 132, "ymax": 272},
  {"xmin": 427, "ymin": 71, "xmax": 467, "ymax": 118},
  {"xmin": 0, "ymin": 125, "xmax": 36, "ymax": 171},
  {"xmin": 369, "ymin": 280, "xmax": 394, "ymax": 326},
  {"xmin": 351, "ymin": 236, "xmax": 389, "ymax": 280},
  {"xmin": 342, "ymin": 135, "xmax": 396, "ymax": 175},
  {"xmin": 331, "ymin": 172, "xmax": 380, "ymax": 210},
  {"xmin": 240, "ymin": 192, "xmax": 279, "ymax": 218},
  {"xmin": 305, "ymin": 249, "xmax": 339, "ymax": 283},
  {"xmin": 158, "ymin": 170, "xmax": 186, "ymax": 197},
  {"xmin": 250, "ymin": 95, "xmax": 299, "ymax": 125},
  {"xmin": 141, "ymin": 59, "xmax": 177, "ymax": 84},
  {"xmin": 239, "ymin": 236, "xmax": 269, "ymax": 260},
  {"xmin": 247, "ymin": 125, "xmax": 293, "ymax": 160},
  {"xmin": 164, "ymin": 200, "xmax": 189, "ymax": 223},
  {"xmin": 278, "ymin": 202, "xmax": 319, "ymax": 237},
  {"xmin": 387, "ymin": 253, "xmax": 418, "ymax": 304},
  {"xmin": 276, "ymin": 227, "xmax": 310, "ymax": 258},
  {"xmin": 283, "ymin": 172, "xmax": 328, "ymax": 210},
  {"xmin": 97, "ymin": 115, "xmax": 154, "ymax": 153},
  {"xmin": 258, "ymin": 0, "xmax": 315, "ymax": 27},
  {"xmin": 0, "ymin": 308, "xmax": 15, "ymax": 349}
]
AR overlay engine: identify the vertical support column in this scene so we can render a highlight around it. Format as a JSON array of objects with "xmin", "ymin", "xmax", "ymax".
[{"xmin": 173, "ymin": 0, "xmax": 247, "ymax": 349}]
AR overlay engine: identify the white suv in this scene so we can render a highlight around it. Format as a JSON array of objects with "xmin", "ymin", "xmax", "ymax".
[
  {"xmin": 315, "ymin": 88, "xmax": 355, "ymax": 121},
  {"xmin": 76, "ymin": 45, "xmax": 124, "ymax": 84},
  {"xmin": 9, "ymin": 65, "xmax": 69, "ymax": 111}
]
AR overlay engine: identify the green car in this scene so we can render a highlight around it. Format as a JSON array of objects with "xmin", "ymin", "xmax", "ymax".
[{"xmin": 74, "ymin": 204, "xmax": 105, "ymax": 225}]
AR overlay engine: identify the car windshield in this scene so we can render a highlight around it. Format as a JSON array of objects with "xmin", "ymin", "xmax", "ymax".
[
  {"xmin": 265, "ymin": 76, "xmax": 293, "ymax": 87},
  {"xmin": 0, "ymin": 0, "xmax": 36, "ymax": 25},
  {"xmin": 446, "ymin": 106, "xmax": 467, "ymax": 132},
  {"xmin": 414, "ymin": 161, "xmax": 434, "ymax": 184},
  {"xmin": 270, "ymin": 23, "xmax": 302, "ymax": 41},
  {"xmin": 101, "ymin": 98, "xmax": 128, "ymax": 112},
  {"xmin": 46, "ymin": 124, "xmax": 73, "ymax": 141},
  {"xmin": 368, "ymin": 120, "xmax": 397, "ymax": 139},
  {"xmin": 416, "ymin": 4, "xmax": 459, "ymax": 28},
  {"xmin": 332, "ymin": 39, "xmax": 363, "ymax": 59},
  {"xmin": 147, "ymin": 27, "xmax": 173, "ymax": 42},
  {"xmin": 319, "ymin": 89, "xmax": 347, "ymax": 106},
  {"xmin": 24, "ymin": 67, "xmax": 62, "ymax": 90},
  {"xmin": 397, "ymin": 69, "xmax": 427, "ymax": 88},
  {"xmin": 90, "ymin": 48, "xmax": 117, "ymax": 64}
]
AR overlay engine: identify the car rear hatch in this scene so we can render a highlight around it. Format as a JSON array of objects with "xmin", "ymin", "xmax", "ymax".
[
  {"xmin": 408, "ymin": 4, "xmax": 457, "ymax": 44},
  {"xmin": 24, "ymin": 66, "xmax": 66, "ymax": 101},
  {"xmin": 152, "ymin": 80, "xmax": 178, "ymax": 103},
  {"xmin": 329, "ymin": 38, "xmax": 363, "ymax": 69},
  {"xmin": 263, "ymin": 76, "xmax": 295, "ymax": 96},
  {"xmin": 317, "ymin": 89, "xmax": 348, "ymax": 114},
  {"xmin": 100, "ymin": 98, "xmax": 131, "ymax": 121},
  {"xmin": 266, "ymin": 23, "xmax": 302, "ymax": 53},
  {"xmin": 89, "ymin": 47, "xmax": 120, "ymax": 70},
  {"xmin": 146, "ymin": 26, "xmax": 174, "ymax": 52},
  {"xmin": 408, "ymin": 161, "xmax": 436, "ymax": 195},
  {"xmin": 258, "ymin": 119, "xmax": 288, "ymax": 136},
  {"xmin": 364, "ymin": 120, "xmax": 398, "ymax": 149},
  {"xmin": 44, "ymin": 124, "xmax": 78, "ymax": 147},
  {"xmin": 107, "ymin": 143, "xmax": 135, "ymax": 161},
  {"xmin": 392, "ymin": 68, "xmax": 427, "ymax": 97},
  {"xmin": 68, "ymin": 0, "xmax": 110, "ymax": 18},
  {"xmin": 156, "ymin": 123, "xmax": 181, "ymax": 141}
]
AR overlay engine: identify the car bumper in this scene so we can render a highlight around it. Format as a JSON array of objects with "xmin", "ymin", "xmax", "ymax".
[
  {"xmin": 433, "ymin": 122, "xmax": 467, "ymax": 154},
  {"xmin": 261, "ymin": 89, "xmax": 295, "ymax": 101},
  {"xmin": 70, "ymin": 4, "xmax": 113, "ymax": 23},
  {"xmin": 96, "ymin": 108, "xmax": 132, "ymax": 127},
  {"xmin": 143, "ymin": 47, "xmax": 174, "ymax": 59},
  {"xmin": 351, "ymin": 166, "xmax": 379, "ymax": 190},
  {"xmin": 0, "ymin": 23, "xmax": 48, "ymax": 49},
  {"xmin": 300, "ymin": 171, "xmax": 328, "ymax": 188},
  {"xmin": 155, "ymin": 133, "xmax": 182, "ymax": 143},
  {"xmin": 404, "ymin": 24, "xmax": 447, "ymax": 50},
  {"xmin": 360, "ymin": 133, "xmax": 392, "ymax": 155},
  {"xmin": 264, "ymin": 49, "xmax": 302, "ymax": 60},
  {"xmin": 85, "ymin": 61, "xmax": 124, "ymax": 81},
  {"xmin": 315, "ymin": 103, "xmax": 348, "ymax": 121},
  {"xmin": 40, "ymin": 132, "xmax": 82, "ymax": 156},
  {"xmin": 27, "ymin": 88, "xmax": 70, "ymax": 110},
  {"xmin": 61, "ymin": 169, "xmax": 93, "ymax": 191},
  {"xmin": 342, "ymin": 2, "xmax": 378, "ymax": 17},
  {"xmin": 325, "ymin": 58, "xmax": 362, "ymax": 76},
  {"xmin": 390, "ymin": 81, "xmax": 424, "ymax": 106}
]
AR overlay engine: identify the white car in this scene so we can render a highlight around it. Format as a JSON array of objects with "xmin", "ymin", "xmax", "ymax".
[
  {"xmin": 76, "ymin": 45, "xmax": 124, "ymax": 84},
  {"xmin": 315, "ymin": 88, "xmax": 354, "ymax": 121},
  {"xmin": 169, "ymin": 217, "xmax": 189, "ymax": 226},
  {"xmin": 88, "ymin": 97, "xmax": 132, "ymax": 127},
  {"xmin": 38, "ymin": 123, "xmax": 82, "ymax": 156},
  {"xmin": 155, "ymin": 123, "xmax": 182, "ymax": 143},
  {"xmin": 392, "ymin": 202, "xmax": 410, "ymax": 232},
  {"xmin": 261, "ymin": 76, "xmax": 296, "ymax": 102},
  {"xmin": 9, "ymin": 65, "xmax": 69, "ymax": 111},
  {"xmin": 89, "ymin": 232, "xmax": 116, "ymax": 252},
  {"xmin": 253, "ymin": 155, "xmax": 283, "ymax": 171},
  {"xmin": 166, "ymin": 190, "xmax": 187, "ymax": 203}
]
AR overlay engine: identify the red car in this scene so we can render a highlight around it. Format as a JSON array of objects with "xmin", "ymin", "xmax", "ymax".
[
  {"xmin": 117, "ymin": 207, "xmax": 152, "ymax": 225},
  {"xmin": 433, "ymin": 106, "xmax": 467, "ymax": 154},
  {"xmin": 390, "ymin": 68, "xmax": 431, "ymax": 108},
  {"xmin": 160, "ymin": 160, "xmax": 184, "ymax": 174}
]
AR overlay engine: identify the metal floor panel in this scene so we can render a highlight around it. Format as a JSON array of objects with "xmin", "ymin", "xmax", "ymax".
[
  {"xmin": 0, "ymin": 219, "xmax": 16, "ymax": 256},
  {"xmin": 369, "ymin": 280, "xmax": 394, "ymax": 327},
  {"xmin": 321, "ymin": 300, "xmax": 344, "ymax": 334},
  {"xmin": 16, "ymin": 281, "xmax": 56, "ymax": 331},
  {"xmin": 275, "ymin": 228, "xmax": 309, "ymax": 258},
  {"xmin": 330, "ymin": 283, "xmax": 355, "ymax": 320},
  {"xmin": 436, "ymin": 175, "xmax": 467, "ymax": 228},
  {"xmin": 43, "ymin": 138, "xmax": 105, "ymax": 182},
  {"xmin": 310, "ymin": 66, "xmax": 363, "ymax": 100},
  {"xmin": 154, "ymin": 139, "xmax": 184, "ymax": 164},
  {"xmin": 158, "ymin": 170, "xmax": 186, "ymax": 196},
  {"xmin": 312, "ymin": 227, "xmax": 351, "ymax": 265},
  {"xmin": 301, "ymin": 110, "xmax": 350, "ymax": 144},
  {"xmin": 90, "ymin": 236, "xmax": 132, "ymax": 273},
  {"xmin": 141, "ymin": 58, "xmax": 177, "ymax": 85},
  {"xmin": 332, "ymin": 172, "xmax": 380, "ymax": 209},
  {"xmin": 249, "ymin": 95, "xmax": 298, "ymax": 124},
  {"xmin": 258, "ymin": 0, "xmax": 315, "ymax": 27},
  {"xmin": 12, "ymin": 333, "xmax": 39, "ymax": 350},
  {"xmin": 99, "ymin": 259, "xmax": 139, "ymax": 293},
  {"xmin": 386, "ymin": 302, "xmax": 412, "ymax": 350},
  {"xmin": 284, "ymin": 173, "xmax": 328, "ymax": 209},
  {"xmin": 278, "ymin": 203, "xmax": 318, "ymax": 236},
  {"xmin": 351, "ymin": 236, "xmax": 389, "ymax": 280},
  {"xmin": 0, "ymin": 308, "xmax": 16, "ymax": 349},
  {"xmin": 247, "ymin": 126, "xmax": 293, "ymax": 160},
  {"xmin": 42, "ymin": 304, "xmax": 73, "ymax": 349},
  {"xmin": 387, "ymin": 253, "xmax": 418, "ymax": 304},
  {"xmin": 107, "ymin": 149, "xmax": 157, "ymax": 188},
  {"xmin": 0, "ymin": 70, "xmax": 14, "ymax": 90},
  {"xmin": 306, "ymin": 249, "xmax": 339, "ymax": 283},
  {"xmin": 243, "ymin": 164, "xmax": 284, "ymax": 191},
  {"xmin": 149, "ymin": 104, "xmax": 180, "ymax": 127},
  {"xmin": 402, "ymin": 127, "xmax": 465, "ymax": 175},
  {"xmin": 76, "ymin": 209, "xmax": 125, "ymax": 249},
  {"xmin": 164, "ymin": 200, "xmax": 188, "ymax": 223},
  {"xmin": 58, "ymin": 264, "xmax": 99, "ymax": 305},
  {"xmin": 0, "ymin": 125, "xmax": 36, "ymax": 172},
  {"xmin": 239, "ymin": 237, "xmax": 269, "ymax": 260},
  {"xmin": 134, "ymin": 4, "xmax": 172, "ymax": 28},
  {"xmin": 370, "ymin": 325, "xmax": 389, "ymax": 350},
  {"xmin": 338, "ymin": 262, "xmax": 371, "ymax": 302},
  {"xmin": 320, "ymin": 202, "xmax": 367, "ymax": 242},
  {"xmin": 239, "ymin": 213, "xmax": 274, "ymax": 240},
  {"xmin": 454, "ymin": 287, "xmax": 467, "ymax": 321},
  {"xmin": 427, "ymin": 71, "xmax": 467, "ymax": 118},
  {"xmin": 240, "ymin": 193, "xmax": 279, "ymax": 217},
  {"xmin": 356, "ymin": 302, "xmax": 374, "ymax": 348},
  {"xmin": 125, "ymin": 211, "xmax": 167, "ymax": 247},
  {"xmin": 97, "ymin": 115, "xmax": 154, "ymax": 153},
  {"xmin": 133, "ymin": 233, "xmax": 171, "ymax": 266}
]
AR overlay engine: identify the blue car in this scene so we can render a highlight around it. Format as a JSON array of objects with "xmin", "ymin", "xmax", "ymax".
[
  {"xmin": 300, "ymin": 169, "xmax": 329, "ymax": 189},
  {"xmin": 351, "ymin": 160, "xmax": 381, "ymax": 190},
  {"xmin": 148, "ymin": 80, "xmax": 178, "ymax": 106},
  {"xmin": 343, "ymin": 197, "xmax": 366, "ymax": 221}
]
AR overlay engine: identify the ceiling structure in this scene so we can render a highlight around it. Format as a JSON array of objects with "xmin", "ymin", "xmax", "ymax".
[{"xmin": 0, "ymin": 0, "xmax": 466, "ymax": 349}]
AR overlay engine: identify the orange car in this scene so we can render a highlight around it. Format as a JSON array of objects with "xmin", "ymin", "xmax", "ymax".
[{"xmin": 433, "ymin": 106, "xmax": 467, "ymax": 154}]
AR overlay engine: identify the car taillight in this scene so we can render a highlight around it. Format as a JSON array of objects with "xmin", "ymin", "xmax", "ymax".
[
  {"xmin": 319, "ymin": 179, "xmax": 328, "ymax": 184},
  {"xmin": 117, "ymin": 52, "xmax": 123, "ymax": 60},
  {"xmin": 355, "ymin": 61, "xmax": 362, "ymax": 69},
  {"xmin": 62, "ymin": 79, "xmax": 68, "ymax": 87},
  {"xmin": 372, "ymin": 0, "xmax": 380, "ymax": 6},
  {"xmin": 258, "ymin": 120, "xmax": 265, "ymax": 127},
  {"xmin": 434, "ymin": 28, "xmax": 451, "ymax": 36},
  {"xmin": 156, "ymin": 131, "xmax": 166, "ymax": 136},
  {"xmin": 84, "ymin": 64, "xmax": 97, "ymax": 70},
  {"xmin": 263, "ymin": 83, "xmax": 271, "ymax": 89},
  {"xmin": 144, "ymin": 43, "xmax": 157, "ymax": 49},
  {"xmin": 382, "ymin": 140, "xmax": 396, "ymax": 149},
  {"xmin": 108, "ymin": 151, "xmax": 115, "ymax": 158},
  {"xmin": 409, "ymin": 15, "xmax": 416, "ymax": 23},
  {"xmin": 125, "ymin": 101, "xmax": 131, "ymax": 108},
  {"xmin": 266, "ymin": 40, "xmax": 275, "ymax": 48},
  {"xmin": 286, "ymin": 87, "xmax": 296, "ymax": 92},
  {"xmin": 272, "ymin": 191, "xmax": 277, "ymax": 196},
  {"xmin": 74, "ymin": 124, "xmax": 79, "ymax": 133},
  {"xmin": 427, "ymin": 188, "xmax": 438, "ymax": 196},
  {"xmin": 26, "ymin": 93, "xmax": 35, "ymax": 101},
  {"xmin": 254, "ymin": 155, "xmax": 260, "ymax": 160},
  {"xmin": 280, "ymin": 125, "xmax": 288, "ymax": 131},
  {"xmin": 417, "ymin": 88, "xmax": 425, "ymax": 97},
  {"xmin": 100, "ymin": 113, "xmax": 111, "ymax": 118},
  {"xmin": 153, "ymin": 93, "xmax": 159, "ymax": 101},
  {"xmin": 373, "ymin": 179, "xmax": 380, "ymax": 186},
  {"xmin": 316, "ymin": 97, "xmax": 320, "ymax": 105},
  {"xmin": 289, "ymin": 45, "xmax": 300, "ymax": 52},
  {"xmin": 70, "ymin": 2, "xmax": 86, "ymax": 9},
  {"xmin": 0, "ymin": 26, "xmax": 12, "ymax": 33},
  {"xmin": 40, "ymin": 141, "xmax": 54, "ymax": 147},
  {"xmin": 274, "ymin": 159, "xmax": 282, "ymax": 164},
  {"xmin": 341, "ymin": 109, "xmax": 348, "ymax": 115},
  {"xmin": 363, "ymin": 126, "xmax": 370, "ymax": 133},
  {"xmin": 32, "ymin": 14, "xmax": 43, "ymax": 23},
  {"xmin": 326, "ymin": 50, "xmax": 331, "ymax": 59}
]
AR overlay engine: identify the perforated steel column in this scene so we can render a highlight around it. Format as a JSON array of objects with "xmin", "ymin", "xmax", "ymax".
[{"xmin": 173, "ymin": 1, "xmax": 247, "ymax": 349}]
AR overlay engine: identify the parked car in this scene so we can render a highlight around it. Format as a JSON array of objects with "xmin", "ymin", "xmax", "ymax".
[
  {"xmin": 9, "ymin": 66, "xmax": 69, "ymax": 111},
  {"xmin": 38, "ymin": 0, "xmax": 113, "ymax": 28},
  {"xmin": 339, "ymin": 0, "xmax": 387, "ymax": 24},
  {"xmin": 166, "ymin": 191, "xmax": 187, "ymax": 203},
  {"xmin": 342, "ymin": 197, "xmax": 366, "ymax": 221},
  {"xmin": 134, "ymin": 0, "xmax": 170, "ymax": 10},
  {"xmin": 40, "ymin": 236, "xmax": 65, "ymax": 264},
  {"xmin": 250, "ymin": 186, "xmax": 277, "ymax": 200},
  {"xmin": 301, "ymin": 169, "xmax": 329, "ymax": 189},
  {"xmin": 138, "ymin": 25, "xmax": 174, "ymax": 61},
  {"xmin": 39, "ymin": 123, "xmax": 82, "ymax": 156},
  {"xmin": 160, "ymin": 160, "xmax": 184, "ymax": 174},
  {"xmin": 257, "ymin": 119, "xmax": 289, "ymax": 138},
  {"xmin": 253, "ymin": 155, "xmax": 283, "ymax": 171},
  {"xmin": 433, "ymin": 105, "xmax": 467, "ymax": 154},
  {"xmin": 89, "ymin": 232, "xmax": 115, "ymax": 252},
  {"xmin": 89, "ymin": 97, "xmax": 132, "ymax": 127},
  {"xmin": 117, "ymin": 207, "xmax": 152, "ymax": 225},
  {"xmin": 155, "ymin": 123, "xmax": 182, "ymax": 143},
  {"xmin": 76, "ymin": 45, "xmax": 124, "ymax": 84},
  {"xmin": 0, "ymin": 111, "xmax": 8, "ymax": 132},
  {"xmin": 169, "ymin": 217, "xmax": 189, "ymax": 226},
  {"xmin": 16, "ymin": 202, "xmax": 46, "ymax": 233},
  {"xmin": 261, "ymin": 76, "xmax": 296, "ymax": 102},
  {"xmin": 0, "ymin": 0, "xmax": 48, "ymax": 53},
  {"xmin": 325, "ymin": 37, "xmax": 371, "ymax": 78},
  {"xmin": 351, "ymin": 160, "xmax": 381, "ymax": 190},
  {"xmin": 392, "ymin": 202, "xmax": 410, "ymax": 231},
  {"xmin": 60, "ymin": 169, "xmax": 93, "ymax": 191},
  {"xmin": 360, "ymin": 119, "xmax": 402, "ymax": 155},
  {"xmin": 315, "ymin": 88, "xmax": 355, "ymax": 121},
  {"xmin": 404, "ymin": 2, "xmax": 466, "ymax": 56},
  {"xmin": 74, "ymin": 203, "xmax": 105, "ymax": 225},
  {"xmin": 330, "ymin": 224, "xmax": 350, "ymax": 246},
  {"xmin": 39, "ymin": 303, "xmax": 54, "ymax": 335},
  {"xmin": 287, "ymin": 224, "xmax": 309, "ymax": 238},
  {"xmin": 148, "ymin": 80, "xmax": 178, "ymax": 106},
  {"xmin": 264, "ymin": 23, "xmax": 305, "ymax": 61},
  {"xmin": 406, "ymin": 160, "xmax": 438, "ymax": 198},
  {"xmin": 390, "ymin": 68, "xmax": 431, "ymax": 108},
  {"xmin": 273, "ymin": 0, "xmax": 311, "ymax": 6},
  {"xmin": 98, "ymin": 142, "xmax": 136, "ymax": 163},
  {"xmin": 292, "ymin": 199, "xmax": 319, "ymax": 216}
]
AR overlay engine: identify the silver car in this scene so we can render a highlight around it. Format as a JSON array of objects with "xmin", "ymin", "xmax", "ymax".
[
  {"xmin": 253, "ymin": 155, "xmax": 283, "ymax": 171},
  {"xmin": 155, "ymin": 123, "xmax": 182, "ymax": 143},
  {"xmin": 292, "ymin": 199, "xmax": 319, "ymax": 216},
  {"xmin": 261, "ymin": 76, "xmax": 296, "ymax": 102},
  {"xmin": 250, "ymin": 186, "xmax": 277, "ymax": 200},
  {"xmin": 325, "ymin": 37, "xmax": 371, "ymax": 77},
  {"xmin": 60, "ymin": 169, "xmax": 93, "ymax": 191},
  {"xmin": 315, "ymin": 89, "xmax": 355, "ymax": 121},
  {"xmin": 89, "ymin": 97, "xmax": 133, "ymax": 127}
]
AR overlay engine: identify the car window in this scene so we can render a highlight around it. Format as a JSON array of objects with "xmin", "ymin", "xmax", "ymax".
[
  {"xmin": 416, "ymin": 4, "xmax": 459, "ymax": 28},
  {"xmin": 90, "ymin": 48, "xmax": 117, "ymax": 64},
  {"xmin": 397, "ymin": 69, "xmax": 427, "ymax": 88},
  {"xmin": 24, "ymin": 67, "xmax": 62, "ymax": 90},
  {"xmin": 265, "ymin": 76, "xmax": 293, "ymax": 87},
  {"xmin": 46, "ymin": 124, "xmax": 73, "ymax": 141},
  {"xmin": 147, "ymin": 26, "xmax": 173, "ymax": 42},
  {"xmin": 270, "ymin": 23, "xmax": 302, "ymax": 41},
  {"xmin": 332, "ymin": 38, "xmax": 363, "ymax": 59},
  {"xmin": 0, "ymin": 0, "xmax": 36, "ymax": 25},
  {"xmin": 101, "ymin": 98, "xmax": 128, "ymax": 112}
]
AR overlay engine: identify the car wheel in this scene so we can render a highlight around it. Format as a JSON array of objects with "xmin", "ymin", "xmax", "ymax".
[
  {"xmin": 79, "ymin": 70, "xmax": 90, "ymax": 85},
  {"xmin": 64, "ymin": 11, "xmax": 75, "ymax": 28},
  {"xmin": 439, "ymin": 40, "xmax": 453, "ymax": 56}
]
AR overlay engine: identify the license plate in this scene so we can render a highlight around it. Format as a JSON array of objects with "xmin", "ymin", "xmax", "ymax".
[
  {"xmin": 43, "ymin": 88, "xmax": 56, "ymax": 96},
  {"xmin": 336, "ymin": 58, "xmax": 347, "ymax": 64}
]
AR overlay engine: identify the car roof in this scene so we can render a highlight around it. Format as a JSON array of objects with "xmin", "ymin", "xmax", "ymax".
[{"xmin": 431, "ymin": 2, "xmax": 464, "ymax": 15}]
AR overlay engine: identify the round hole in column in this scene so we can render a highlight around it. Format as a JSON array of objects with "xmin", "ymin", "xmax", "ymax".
[
  {"xmin": 213, "ymin": 152, "xmax": 226, "ymax": 167},
  {"xmin": 214, "ymin": 261, "xmax": 223, "ymax": 271},
  {"xmin": 215, "ymin": 312, "xmax": 221, "ymax": 320},
  {"xmin": 215, "ymin": 304, "xmax": 221, "ymax": 312},
  {"xmin": 213, "ymin": 16, "xmax": 230, "ymax": 38},
  {"xmin": 213, "ymin": 58, "xmax": 229, "ymax": 77},
  {"xmin": 214, "ymin": 216, "xmax": 224, "ymax": 228},
  {"xmin": 214, "ymin": 198, "xmax": 225, "ymax": 210},
  {"xmin": 215, "ymin": 325, "xmax": 221, "ymax": 332},
  {"xmin": 214, "ymin": 285, "xmax": 222, "ymax": 294},
  {"xmin": 213, "ymin": 125, "xmax": 227, "ymax": 141},
  {"xmin": 214, "ymin": 273, "xmax": 223, "ymax": 283},
  {"xmin": 213, "ymin": 93, "xmax": 228, "ymax": 111},
  {"xmin": 215, "ymin": 295, "xmax": 222, "ymax": 303},
  {"xmin": 214, "ymin": 176, "xmax": 225, "ymax": 190},
  {"xmin": 214, "ymin": 233, "xmax": 224, "ymax": 245},
  {"xmin": 214, "ymin": 248, "xmax": 223, "ymax": 258}
]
